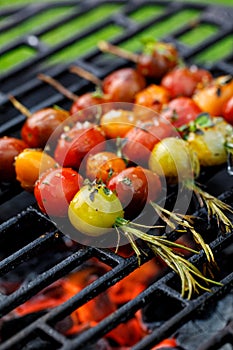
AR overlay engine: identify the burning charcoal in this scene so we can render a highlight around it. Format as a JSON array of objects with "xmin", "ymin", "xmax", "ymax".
[{"xmin": 106, "ymin": 317, "xmax": 144, "ymax": 347}]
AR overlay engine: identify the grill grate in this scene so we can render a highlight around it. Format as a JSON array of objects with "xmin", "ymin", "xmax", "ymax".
[{"xmin": 0, "ymin": 1, "xmax": 233, "ymax": 349}]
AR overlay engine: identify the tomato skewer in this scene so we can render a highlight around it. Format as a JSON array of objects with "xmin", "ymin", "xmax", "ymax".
[
  {"xmin": 9, "ymin": 95, "xmax": 69, "ymax": 149},
  {"xmin": 98, "ymin": 40, "xmax": 179, "ymax": 79},
  {"xmin": 68, "ymin": 182, "xmax": 222, "ymax": 299}
]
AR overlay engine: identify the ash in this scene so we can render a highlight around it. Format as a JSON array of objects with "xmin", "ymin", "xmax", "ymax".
[{"xmin": 176, "ymin": 290, "xmax": 233, "ymax": 350}]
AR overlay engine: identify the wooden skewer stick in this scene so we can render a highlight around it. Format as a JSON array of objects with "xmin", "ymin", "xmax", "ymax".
[
  {"xmin": 98, "ymin": 40, "xmax": 139, "ymax": 63},
  {"xmin": 8, "ymin": 95, "xmax": 32, "ymax": 118},
  {"xmin": 37, "ymin": 73, "xmax": 79, "ymax": 102},
  {"xmin": 69, "ymin": 65, "xmax": 103, "ymax": 88}
]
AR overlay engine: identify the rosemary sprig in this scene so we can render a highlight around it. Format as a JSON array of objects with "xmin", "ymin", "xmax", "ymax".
[
  {"xmin": 185, "ymin": 181, "xmax": 233, "ymax": 233},
  {"xmin": 114, "ymin": 218, "xmax": 222, "ymax": 299},
  {"xmin": 150, "ymin": 202, "xmax": 215, "ymax": 264}
]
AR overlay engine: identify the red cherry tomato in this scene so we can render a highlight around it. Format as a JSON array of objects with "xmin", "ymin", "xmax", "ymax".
[
  {"xmin": 21, "ymin": 108, "xmax": 69, "ymax": 148},
  {"xmin": 108, "ymin": 167, "xmax": 148, "ymax": 219},
  {"xmin": 102, "ymin": 68, "xmax": 146, "ymax": 102},
  {"xmin": 70, "ymin": 92, "xmax": 112, "ymax": 122},
  {"xmin": 142, "ymin": 168, "xmax": 162, "ymax": 203},
  {"xmin": 0, "ymin": 137, "xmax": 28, "ymax": 182},
  {"xmin": 137, "ymin": 41, "xmax": 179, "ymax": 79},
  {"xmin": 122, "ymin": 118, "xmax": 175, "ymax": 165},
  {"xmin": 86, "ymin": 151, "xmax": 126, "ymax": 183},
  {"xmin": 54, "ymin": 126, "xmax": 106, "ymax": 170},
  {"xmin": 222, "ymin": 96, "xmax": 233, "ymax": 125},
  {"xmin": 108, "ymin": 166, "xmax": 161, "ymax": 219},
  {"xmin": 161, "ymin": 97, "xmax": 202, "ymax": 128},
  {"xmin": 34, "ymin": 167, "xmax": 83, "ymax": 217},
  {"xmin": 161, "ymin": 66, "xmax": 212, "ymax": 98}
]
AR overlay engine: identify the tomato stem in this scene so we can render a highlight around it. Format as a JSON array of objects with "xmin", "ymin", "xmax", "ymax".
[{"xmin": 38, "ymin": 73, "xmax": 79, "ymax": 101}]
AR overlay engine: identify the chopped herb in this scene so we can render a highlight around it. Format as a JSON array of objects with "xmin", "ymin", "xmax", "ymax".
[
  {"xmin": 107, "ymin": 168, "xmax": 114, "ymax": 180},
  {"xmin": 103, "ymin": 186, "xmax": 111, "ymax": 196},
  {"xmin": 195, "ymin": 113, "xmax": 213, "ymax": 128},
  {"xmin": 121, "ymin": 176, "xmax": 132, "ymax": 186}
]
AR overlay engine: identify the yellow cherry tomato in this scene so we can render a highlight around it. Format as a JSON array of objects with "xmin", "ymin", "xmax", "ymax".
[
  {"xmin": 15, "ymin": 149, "xmax": 58, "ymax": 191},
  {"xmin": 187, "ymin": 118, "xmax": 232, "ymax": 166},
  {"xmin": 68, "ymin": 184, "xmax": 124, "ymax": 236},
  {"xmin": 149, "ymin": 137, "xmax": 200, "ymax": 184}
]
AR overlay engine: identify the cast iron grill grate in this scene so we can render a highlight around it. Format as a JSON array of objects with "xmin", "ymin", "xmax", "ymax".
[{"xmin": 0, "ymin": 1, "xmax": 233, "ymax": 349}]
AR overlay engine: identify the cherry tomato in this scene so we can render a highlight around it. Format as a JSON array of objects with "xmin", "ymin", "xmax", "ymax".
[
  {"xmin": 137, "ymin": 41, "xmax": 179, "ymax": 79},
  {"xmin": 134, "ymin": 84, "xmax": 171, "ymax": 112},
  {"xmin": 142, "ymin": 168, "xmax": 162, "ymax": 202},
  {"xmin": 21, "ymin": 108, "xmax": 69, "ymax": 149},
  {"xmin": 161, "ymin": 66, "xmax": 212, "ymax": 98},
  {"xmin": 122, "ymin": 118, "xmax": 175, "ymax": 166},
  {"xmin": 108, "ymin": 166, "xmax": 161, "ymax": 219},
  {"xmin": 70, "ymin": 92, "xmax": 112, "ymax": 122},
  {"xmin": 15, "ymin": 149, "xmax": 58, "ymax": 191},
  {"xmin": 54, "ymin": 126, "xmax": 106, "ymax": 169},
  {"xmin": 34, "ymin": 167, "xmax": 83, "ymax": 217},
  {"xmin": 222, "ymin": 96, "xmax": 233, "ymax": 125},
  {"xmin": 193, "ymin": 75, "xmax": 233, "ymax": 116},
  {"xmin": 102, "ymin": 68, "xmax": 146, "ymax": 102},
  {"xmin": 100, "ymin": 109, "xmax": 137, "ymax": 139},
  {"xmin": 187, "ymin": 118, "xmax": 231, "ymax": 166},
  {"xmin": 0, "ymin": 137, "xmax": 28, "ymax": 182},
  {"xmin": 68, "ymin": 184, "xmax": 124, "ymax": 236},
  {"xmin": 86, "ymin": 151, "xmax": 126, "ymax": 183},
  {"xmin": 149, "ymin": 137, "xmax": 200, "ymax": 184},
  {"xmin": 160, "ymin": 97, "xmax": 202, "ymax": 128}
]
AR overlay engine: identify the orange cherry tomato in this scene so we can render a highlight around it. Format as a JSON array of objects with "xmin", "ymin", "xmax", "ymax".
[
  {"xmin": 134, "ymin": 84, "xmax": 171, "ymax": 113},
  {"xmin": 34, "ymin": 167, "xmax": 83, "ymax": 217},
  {"xmin": 193, "ymin": 75, "xmax": 233, "ymax": 116},
  {"xmin": 100, "ymin": 109, "xmax": 137, "ymax": 139},
  {"xmin": 15, "ymin": 149, "xmax": 58, "ymax": 191},
  {"xmin": 86, "ymin": 151, "xmax": 126, "ymax": 183}
]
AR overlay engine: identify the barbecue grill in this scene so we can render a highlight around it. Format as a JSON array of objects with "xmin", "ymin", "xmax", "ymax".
[{"xmin": 0, "ymin": 1, "xmax": 233, "ymax": 349}]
